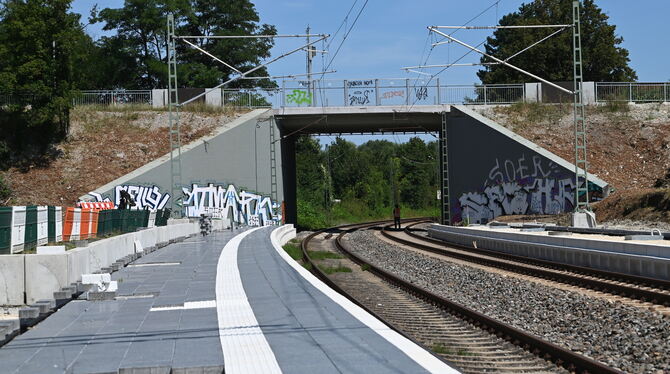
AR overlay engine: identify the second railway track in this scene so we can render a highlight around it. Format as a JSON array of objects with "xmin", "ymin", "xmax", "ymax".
[
  {"xmin": 301, "ymin": 220, "xmax": 624, "ymax": 374},
  {"xmin": 381, "ymin": 221, "xmax": 670, "ymax": 313}
]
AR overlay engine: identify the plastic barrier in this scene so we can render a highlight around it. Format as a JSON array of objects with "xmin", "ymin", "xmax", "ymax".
[
  {"xmin": 48, "ymin": 206, "xmax": 62, "ymax": 243},
  {"xmin": 90, "ymin": 210, "xmax": 99, "ymax": 238},
  {"xmin": 11, "ymin": 206, "xmax": 26, "ymax": 253},
  {"xmin": 0, "ymin": 207, "xmax": 11, "ymax": 254},
  {"xmin": 80, "ymin": 209, "xmax": 91, "ymax": 240},
  {"xmin": 37, "ymin": 206, "xmax": 48, "ymax": 246},
  {"xmin": 63, "ymin": 208, "xmax": 82, "ymax": 242},
  {"xmin": 76, "ymin": 201, "xmax": 115, "ymax": 211},
  {"xmin": 147, "ymin": 211, "xmax": 157, "ymax": 228},
  {"xmin": 24, "ymin": 206, "xmax": 38, "ymax": 250}
]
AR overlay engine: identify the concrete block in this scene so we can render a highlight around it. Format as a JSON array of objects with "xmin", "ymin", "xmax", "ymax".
[
  {"xmin": 36, "ymin": 299, "xmax": 55, "ymax": 309},
  {"xmin": 36, "ymin": 246, "xmax": 65, "ymax": 254},
  {"xmin": 19, "ymin": 307, "xmax": 39, "ymax": 319},
  {"xmin": 0, "ymin": 255, "xmax": 25, "ymax": 305},
  {"xmin": 61, "ymin": 286, "xmax": 76, "ymax": 295},
  {"xmin": 25, "ymin": 254, "xmax": 68, "ymax": 304},
  {"xmin": 30, "ymin": 303, "xmax": 50, "ymax": 314},
  {"xmin": 0, "ymin": 319, "xmax": 19, "ymax": 334},
  {"xmin": 572, "ymin": 211, "xmax": 597, "ymax": 228},
  {"xmin": 67, "ymin": 247, "xmax": 91, "ymax": 285},
  {"xmin": 87, "ymin": 291, "xmax": 117, "ymax": 301},
  {"xmin": 171, "ymin": 366, "xmax": 225, "ymax": 374},
  {"xmin": 53, "ymin": 289, "xmax": 72, "ymax": 300},
  {"xmin": 73, "ymin": 240, "xmax": 89, "ymax": 247}
]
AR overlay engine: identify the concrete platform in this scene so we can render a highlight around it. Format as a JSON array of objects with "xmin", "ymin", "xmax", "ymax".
[
  {"xmin": 429, "ymin": 224, "xmax": 670, "ymax": 280},
  {"xmin": 0, "ymin": 226, "xmax": 457, "ymax": 374}
]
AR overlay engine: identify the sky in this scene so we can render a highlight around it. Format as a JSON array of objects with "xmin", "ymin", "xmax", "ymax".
[{"xmin": 71, "ymin": 0, "xmax": 669, "ymax": 144}]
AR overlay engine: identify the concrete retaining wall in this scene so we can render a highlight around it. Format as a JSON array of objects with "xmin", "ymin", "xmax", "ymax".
[
  {"xmin": 0, "ymin": 221, "xmax": 200, "ymax": 305},
  {"xmin": 428, "ymin": 225, "xmax": 670, "ymax": 280}
]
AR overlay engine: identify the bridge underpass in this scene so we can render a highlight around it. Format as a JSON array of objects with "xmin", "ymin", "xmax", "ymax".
[{"xmin": 82, "ymin": 104, "xmax": 608, "ymax": 227}]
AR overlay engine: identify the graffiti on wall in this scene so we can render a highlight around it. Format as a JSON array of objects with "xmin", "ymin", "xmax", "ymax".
[
  {"xmin": 455, "ymin": 154, "xmax": 578, "ymax": 224},
  {"xmin": 88, "ymin": 185, "xmax": 170, "ymax": 211},
  {"xmin": 286, "ymin": 89, "xmax": 312, "ymax": 105},
  {"xmin": 347, "ymin": 80, "xmax": 374, "ymax": 106},
  {"xmin": 182, "ymin": 183, "xmax": 280, "ymax": 226}
]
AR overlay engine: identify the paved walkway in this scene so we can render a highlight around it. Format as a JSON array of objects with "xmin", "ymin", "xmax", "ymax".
[{"xmin": 0, "ymin": 226, "xmax": 458, "ymax": 374}]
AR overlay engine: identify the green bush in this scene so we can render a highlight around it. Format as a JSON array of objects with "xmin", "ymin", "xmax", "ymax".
[{"xmin": 0, "ymin": 174, "xmax": 10, "ymax": 202}]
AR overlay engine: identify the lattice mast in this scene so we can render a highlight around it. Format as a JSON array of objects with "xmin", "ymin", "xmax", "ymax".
[
  {"xmin": 440, "ymin": 112, "xmax": 451, "ymax": 225},
  {"xmin": 572, "ymin": 1, "xmax": 589, "ymax": 211},
  {"xmin": 167, "ymin": 14, "xmax": 182, "ymax": 217}
]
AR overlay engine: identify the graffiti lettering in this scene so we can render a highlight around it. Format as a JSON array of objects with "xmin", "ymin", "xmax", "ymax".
[
  {"xmin": 381, "ymin": 90, "xmax": 404, "ymax": 100},
  {"xmin": 458, "ymin": 153, "xmax": 574, "ymax": 224},
  {"xmin": 182, "ymin": 183, "xmax": 280, "ymax": 226},
  {"xmin": 349, "ymin": 90, "xmax": 372, "ymax": 106},
  {"xmin": 286, "ymin": 89, "xmax": 312, "ymax": 105},
  {"xmin": 347, "ymin": 80, "xmax": 374, "ymax": 87},
  {"xmin": 88, "ymin": 185, "xmax": 170, "ymax": 211},
  {"xmin": 488, "ymin": 155, "xmax": 557, "ymax": 183},
  {"xmin": 414, "ymin": 86, "xmax": 428, "ymax": 101},
  {"xmin": 459, "ymin": 178, "xmax": 575, "ymax": 224}
]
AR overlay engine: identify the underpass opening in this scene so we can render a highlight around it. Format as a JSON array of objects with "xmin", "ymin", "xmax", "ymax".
[{"xmin": 274, "ymin": 105, "xmax": 608, "ymax": 227}]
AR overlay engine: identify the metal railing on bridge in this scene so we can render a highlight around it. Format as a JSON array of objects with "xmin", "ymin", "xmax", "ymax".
[
  {"xmin": 595, "ymin": 82, "xmax": 670, "ymax": 103},
  {"xmin": 3, "ymin": 81, "xmax": 669, "ymax": 109},
  {"xmin": 280, "ymin": 79, "xmax": 525, "ymax": 108}
]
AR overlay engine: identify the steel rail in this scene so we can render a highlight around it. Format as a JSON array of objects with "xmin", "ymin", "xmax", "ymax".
[
  {"xmin": 328, "ymin": 222, "xmax": 623, "ymax": 374},
  {"xmin": 387, "ymin": 223, "xmax": 670, "ymax": 306}
]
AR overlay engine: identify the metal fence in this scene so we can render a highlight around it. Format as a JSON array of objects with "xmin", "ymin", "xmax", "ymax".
[
  {"xmin": 279, "ymin": 79, "xmax": 525, "ymax": 108},
  {"xmin": 71, "ymin": 90, "xmax": 152, "ymax": 106},
  {"xmin": 596, "ymin": 82, "xmax": 670, "ymax": 103},
  {"xmin": 3, "ymin": 82, "xmax": 669, "ymax": 109}
]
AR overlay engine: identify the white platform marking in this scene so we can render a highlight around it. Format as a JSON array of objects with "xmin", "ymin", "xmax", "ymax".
[
  {"xmin": 270, "ymin": 226, "xmax": 460, "ymax": 374},
  {"xmin": 216, "ymin": 227, "xmax": 282, "ymax": 374}
]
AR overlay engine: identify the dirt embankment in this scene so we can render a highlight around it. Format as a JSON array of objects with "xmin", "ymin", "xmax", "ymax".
[
  {"xmin": 475, "ymin": 102, "xmax": 670, "ymax": 224},
  {"xmin": 2, "ymin": 107, "xmax": 242, "ymax": 206}
]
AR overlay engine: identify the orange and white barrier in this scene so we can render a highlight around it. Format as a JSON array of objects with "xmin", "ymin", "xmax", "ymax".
[
  {"xmin": 77, "ymin": 201, "xmax": 115, "ymax": 211},
  {"xmin": 63, "ymin": 208, "xmax": 82, "ymax": 241}
]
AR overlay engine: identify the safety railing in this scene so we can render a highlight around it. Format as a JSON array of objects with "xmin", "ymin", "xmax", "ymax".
[
  {"xmin": 71, "ymin": 90, "xmax": 153, "ymax": 106},
  {"xmin": 596, "ymin": 82, "xmax": 670, "ymax": 103},
  {"xmin": 279, "ymin": 79, "xmax": 525, "ymax": 107}
]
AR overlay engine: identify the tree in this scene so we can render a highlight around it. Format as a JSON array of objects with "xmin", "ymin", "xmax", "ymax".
[
  {"xmin": 94, "ymin": 0, "xmax": 276, "ymax": 89},
  {"xmin": 477, "ymin": 0, "xmax": 637, "ymax": 84},
  {"xmin": 0, "ymin": 0, "xmax": 82, "ymax": 169}
]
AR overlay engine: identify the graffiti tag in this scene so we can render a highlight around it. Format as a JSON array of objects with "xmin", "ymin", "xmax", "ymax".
[
  {"xmin": 88, "ymin": 185, "xmax": 170, "ymax": 211},
  {"xmin": 286, "ymin": 90, "xmax": 312, "ymax": 105},
  {"xmin": 381, "ymin": 90, "xmax": 404, "ymax": 100}
]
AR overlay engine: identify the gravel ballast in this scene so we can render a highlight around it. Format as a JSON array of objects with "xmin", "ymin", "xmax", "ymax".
[{"xmin": 344, "ymin": 230, "xmax": 670, "ymax": 374}]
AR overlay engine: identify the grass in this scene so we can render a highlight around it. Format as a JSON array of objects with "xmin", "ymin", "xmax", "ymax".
[
  {"xmin": 282, "ymin": 240, "xmax": 303, "ymax": 261},
  {"xmin": 307, "ymin": 250, "xmax": 343, "ymax": 260},
  {"xmin": 360, "ymin": 264, "xmax": 371, "ymax": 271},
  {"xmin": 297, "ymin": 198, "xmax": 439, "ymax": 231},
  {"xmin": 318, "ymin": 263, "xmax": 352, "ymax": 274},
  {"xmin": 492, "ymin": 102, "xmax": 565, "ymax": 130},
  {"xmin": 72, "ymin": 103, "xmax": 247, "ymax": 117},
  {"xmin": 282, "ymin": 239, "xmax": 314, "ymax": 270},
  {"xmin": 431, "ymin": 343, "xmax": 475, "ymax": 356}
]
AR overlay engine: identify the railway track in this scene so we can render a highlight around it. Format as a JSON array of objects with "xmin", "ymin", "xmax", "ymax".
[
  {"xmin": 382, "ymin": 221, "xmax": 670, "ymax": 312},
  {"xmin": 301, "ymin": 220, "xmax": 622, "ymax": 374}
]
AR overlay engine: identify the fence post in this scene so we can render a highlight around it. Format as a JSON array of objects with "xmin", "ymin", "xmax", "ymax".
[
  {"xmin": 375, "ymin": 79, "xmax": 380, "ymax": 106},
  {"xmin": 406, "ymin": 79, "xmax": 410, "ymax": 105},
  {"xmin": 281, "ymin": 80, "xmax": 286, "ymax": 107},
  {"xmin": 629, "ymin": 82, "xmax": 633, "ymax": 103},
  {"xmin": 436, "ymin": 78, "xmax": 441, "ymax": 105},
  {"xmin": 665, "ymin": 82, "xmax": 668, "ymax": 103},
  {"xmin": 344, "ymin": 80, "xmax": 348, "ymax": 106},
  {"xmin": 484, "ymin": 86, "xmax": 488, "ymax": 105}
]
